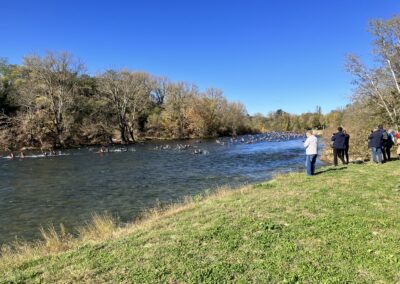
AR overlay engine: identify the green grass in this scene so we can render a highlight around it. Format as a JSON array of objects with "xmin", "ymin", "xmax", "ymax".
[{"xmin": 1, "ymin": 162, "xmax": 400, "ymax": 283}]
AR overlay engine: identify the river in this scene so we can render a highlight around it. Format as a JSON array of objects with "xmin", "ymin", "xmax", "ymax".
[{"xmin": 0, "ymin": 134, "xmax": 323, "ymax": 245}]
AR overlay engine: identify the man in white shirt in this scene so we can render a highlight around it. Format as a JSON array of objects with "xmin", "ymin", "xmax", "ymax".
[{"xmin": 303, "ymin": 130, "xmax": 318, "ymax": 176}]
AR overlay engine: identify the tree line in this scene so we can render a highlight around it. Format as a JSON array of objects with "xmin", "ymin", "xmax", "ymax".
[
  {"xmin": 0, "ymin": 52, "xmax": 331, "ymax": 150},
  {"xmin": 322, "ymin": 15, "xmax": 400, "ymax": 159}
]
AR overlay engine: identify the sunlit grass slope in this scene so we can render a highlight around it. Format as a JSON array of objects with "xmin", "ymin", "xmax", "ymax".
[{"xmin": 1, "ymin": 162, "xmax": 400, "ymax": 283}]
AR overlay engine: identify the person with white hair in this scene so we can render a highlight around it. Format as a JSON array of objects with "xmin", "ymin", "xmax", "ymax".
[{"xmin": 303, "ymin": 130, "xmax": 318, "ymax": 176}]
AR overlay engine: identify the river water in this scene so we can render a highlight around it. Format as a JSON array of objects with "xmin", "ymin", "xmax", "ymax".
[{"xmin": 0, "ymin": 134, "xmax": 322, "ymax": 245}]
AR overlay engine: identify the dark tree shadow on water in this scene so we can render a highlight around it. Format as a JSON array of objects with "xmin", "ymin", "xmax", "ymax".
[{"xmin": 314, "ymin": 166, "xmax": 347, "ymax": 175}]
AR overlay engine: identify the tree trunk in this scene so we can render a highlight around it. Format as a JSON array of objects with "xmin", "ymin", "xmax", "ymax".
[
  {"xmin": 129, "ymin": 129, "xmax": 135, "ymax": 142},
  {"xmin": 119, "ymin": 124, "xmax": 127, "ymax": 143}
]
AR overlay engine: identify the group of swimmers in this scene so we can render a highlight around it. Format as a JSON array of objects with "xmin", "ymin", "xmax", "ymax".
[
  {"xmin": 2, "ymin": 150, "xmax": 63, "ymax": 159},
  {"xmin": 3, "ymin": 132, "xmax": 305, "ymax": 160},
  {"xmin": 95, "ymin": 146, "xmax": 137, "ymax": 153},
  {"xmin": 153, "ymin": 143, "xmax": 209, "ymax": 155},
  {"xmin": 217, "ymin": 132, "xmax": 305, "ymax": 146},
  {"xmin": 3, "ymin": 152, "xmax": 23, "ymax": 159}
]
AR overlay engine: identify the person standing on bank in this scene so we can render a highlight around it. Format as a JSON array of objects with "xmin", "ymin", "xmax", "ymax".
[
  {"xmin": 379, "ymin": 126, "xmax": 389, "ymax": 162},
  {"xmin": 368, "ymin": 127, "xmax": 383, "ymax": 163},
  {"xmin": 396, "ymin": 128, "xmax": 400, "ymax": 160},
  {"xmin": 385, "ymin": 129, "xmax": 395, "ymax": 161},
  {"xmin": 343, "ymin": 129, "xmax": 350, "ymax": 164},
  {"xmin": 304, "ymin": 130, "xmax": 318, "ymax": 176},
  {"xmin": 368, "ymin": 129, "xmax": 373, "ymax": 149},
  {"xmin": 331, "ymin": 127, "xmax": 346, "ymax": 166}
]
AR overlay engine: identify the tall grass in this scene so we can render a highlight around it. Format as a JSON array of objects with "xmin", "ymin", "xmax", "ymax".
[
  {"xmin": 79, "ymin": 213, "xmax": 118, "ymax": 241},
  {"xmin": 0, "ymin": 186, "xmax": 241, "ymax": 270},
  {"xmin": 0, "ymin": 213, "xmax": 118, "ymax": 270},
  {"xmin": 40, "ymin": 223, "xmax": 71, "ymax": 252}
]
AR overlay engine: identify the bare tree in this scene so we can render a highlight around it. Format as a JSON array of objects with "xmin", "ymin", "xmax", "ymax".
[
  {"xmin": 162, "ymin": 82, "xmax": 194, "ymax": 138},
  {"xmin": 126, "ymin": 72, "xmax": 152, "ymax": 141},
  {"xmin": 151, "ymin": 76, "xmax": 169, "ymax": 105},
  {"xmin": 97, "ymin": 70, "xmax": 130, "ymax": 143},
  {"xmin": 346, "ymin": 17, "xmax": 400, "ymax": 128},
  {"xmin": 97, "ymin": 70, "xmax": 152, "ymax": 143},
  {"xmin": 346, "ymin": 54, "xmax": 399, "ymax": 127},
  {"xmin": 221, "ymin": 101, "xmax": 248, "ymax": 136},
  {"xmin": 21, "ymin": 51, "xmax": 85, "ymax": 146}
]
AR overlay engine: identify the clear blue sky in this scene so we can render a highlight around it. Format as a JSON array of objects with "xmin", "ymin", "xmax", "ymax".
[{"xmin": 1, "ymin": 1, "xmax": 400, "ymax": 115}]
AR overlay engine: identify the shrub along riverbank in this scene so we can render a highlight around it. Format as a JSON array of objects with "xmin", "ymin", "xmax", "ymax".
[{"xmin": 1, "ymin": 162, "xmax": 400, "ymax": 283}]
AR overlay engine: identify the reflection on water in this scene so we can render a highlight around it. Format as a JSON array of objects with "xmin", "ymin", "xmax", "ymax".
[{"xmin": 0, "ymin": 137, "xmax": 322, "ymax": 244}]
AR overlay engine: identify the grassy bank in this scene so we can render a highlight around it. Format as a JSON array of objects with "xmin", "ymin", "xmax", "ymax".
[{"xmin": 1, "ymin": 162, "xmax": 400, "ymax": 283}]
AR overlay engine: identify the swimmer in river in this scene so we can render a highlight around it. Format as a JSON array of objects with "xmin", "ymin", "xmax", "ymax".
[
  {"xmin": 96, "ymin": 146, "xmax": 106, "ymax": 154},
  {"xmin": 4, "ymin": 152, "xmax": 14, "ymax": 159}
]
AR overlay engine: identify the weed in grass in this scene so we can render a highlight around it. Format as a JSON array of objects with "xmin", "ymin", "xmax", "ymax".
[
  {"xmin": 79, "ymin": 213, "xmax": 118, "ymax": 241},
  {"xmin": 40, "ymin": 223, "xmax": 72, "ymax": 252},
  {"xmin": 259, "ymin": 221, "xmax": 284, "ymax": 231}
]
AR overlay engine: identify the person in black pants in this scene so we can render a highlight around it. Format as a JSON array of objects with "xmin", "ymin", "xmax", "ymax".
[
  {"xmin": 331, "ymin": 127, "xmax": 347, "ymax": 166},
  {"xmin": 385, "ymin": 129, "xmax": 394, "ymax": 161},
  {"xmin": 379, "ymin": 125, "xmax": 389, "ymax": 162},
  {"xmin": 343, "ymin": 130, "xmax": 350, "ymax": 164}
]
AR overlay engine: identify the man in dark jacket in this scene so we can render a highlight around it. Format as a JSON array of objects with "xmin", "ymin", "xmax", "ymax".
[
  {"xmin": 369, "ymin": 127, "xmax": 383, "ymax": 163},
  {"xmin": 331, "ymin": 127, "xmax": 346, "ymax": 166}
]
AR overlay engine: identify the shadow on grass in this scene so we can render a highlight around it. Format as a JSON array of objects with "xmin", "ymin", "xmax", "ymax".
[{"xmin": 314, "ymin": 166, "xmax": 347, "ymax": 175}]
